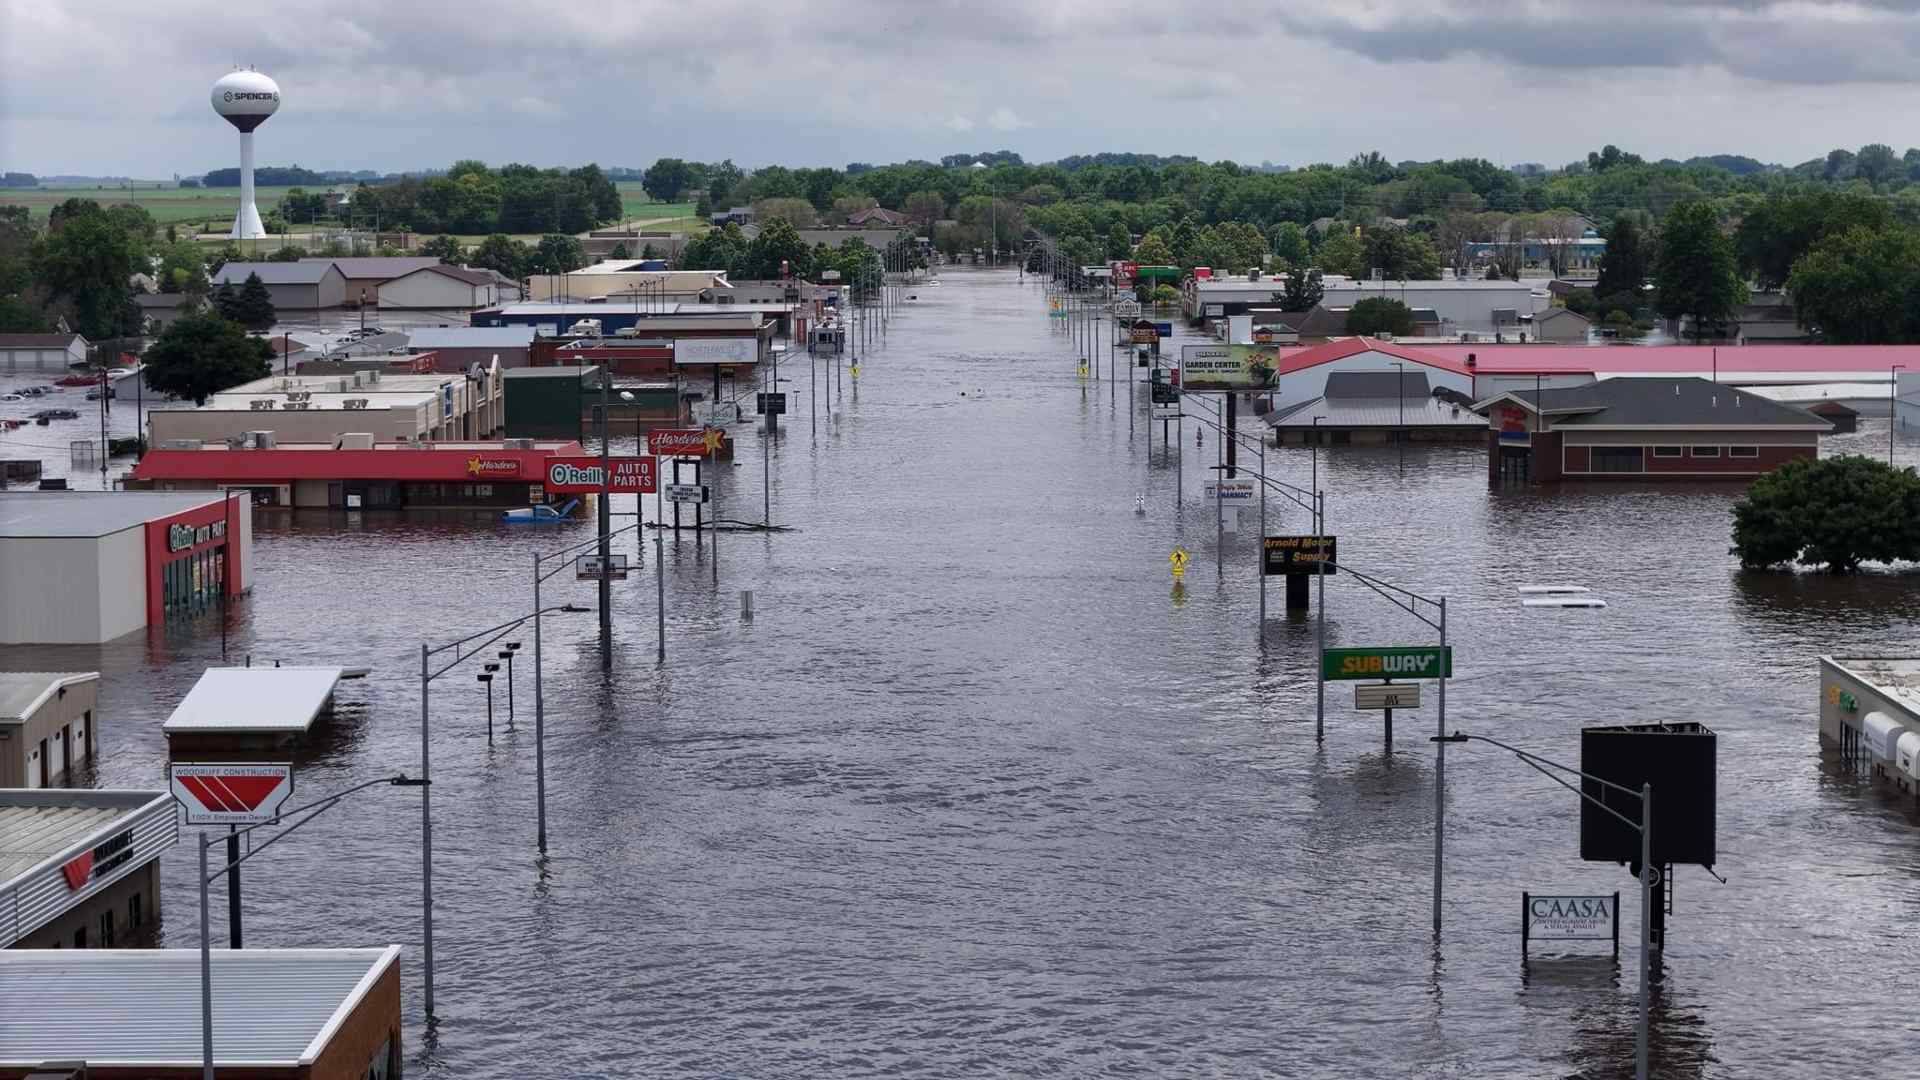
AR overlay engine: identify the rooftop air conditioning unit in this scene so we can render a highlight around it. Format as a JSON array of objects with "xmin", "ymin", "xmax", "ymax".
[
  {"xmin": 505, "ymin": 437, "xmax": 536, "ymax": 450},
  {"xmin": 337, "ymin": 432, "xmax": 376, "ymax": 450},
  {"xmin": 249, "ymin": 430, "xmax": 277, "ymax": 449},
  {"xmin": 365, "ymin": 370, "xmax": 380, "ymax": 385},
  {"xmin": 223, "ymin": 436, "xmax": 247, "ymax": 450}
]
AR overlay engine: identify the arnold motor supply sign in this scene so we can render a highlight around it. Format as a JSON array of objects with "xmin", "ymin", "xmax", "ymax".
[
  {"xmin": 1179, "ymin": 344, "xmax": 1281, "ymax": 391},
  {"xmin": 544, "ymin": 456, "xmax": 658, "ymax": 494}
]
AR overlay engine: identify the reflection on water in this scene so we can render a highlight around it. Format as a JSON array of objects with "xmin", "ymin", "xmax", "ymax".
[{"xmin": 7, "ymin": 270, "xmax": 1920, "ymax": 1077}]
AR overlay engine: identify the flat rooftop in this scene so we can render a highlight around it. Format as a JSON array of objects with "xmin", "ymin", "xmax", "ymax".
[
  {"xmin": 0, "ymin": 671, "xmax": 97, "ymax": 721},
  {"xmin": 165, "ymin": 666, "xmax": 345, "ymax": 735},
  {"xmin": 1828, "ymin": 657, "xmax": 1920, "ymax": 716},
  {"xmin": 0, "ymin": 947, "xmax": 400, "ymax": 1068},
  {"xmin": 0, "ymin": 789, "xmax": 169, "ymax": 886},
  {"xmin": 0, "ymin": 491, "xmax": 231, "ymax": 539}
]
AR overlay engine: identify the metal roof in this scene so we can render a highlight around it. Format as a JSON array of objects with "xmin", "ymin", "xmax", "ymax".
[
  {"xmin": 403, "ymin": 326, "xmax": 537, "ymax": 349},
  {"xmin": 302, "ymin": 256, "xmax": 440, "ymax": 279},
  {"xmin": 0, "ymin": 333, "xmax": 84, "ymax": 348},
  {"xmin": 1266, "ymin": 395, "xmax": 1485, "ymax": 429},
  {"xmin": 212, "ymin": 262, "xmax": 343, "ymax": 286},
  {"xmin": 1503, "ymin": 377, "xmax": 1831, "ymax": 428},
  {"xmin": 0, "ymin": 671, "xmax": 97, "ymax": 722},
  {"xmin": 164, "ymin": 667, "xmax": 345, "ymax": 734},
  {"xmin": 0, "ymin": 947, "xmax": 400, "ymax": 1067},
  {"xmin": 0, "ymin": 492, "xmax": 232, "ymax": 539},
  {"xmin": 1324, "ymin": 371, "xmax": 1432, "ymax": 399},
  {"xmin": 0, "ymin": 790, "xmax": 168, "ymax": 887}
]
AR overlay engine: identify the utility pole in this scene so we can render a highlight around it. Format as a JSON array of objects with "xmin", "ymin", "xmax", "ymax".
[{"xmin": 597, "ymin": 368, "xmax": 612, "ymax": 669}]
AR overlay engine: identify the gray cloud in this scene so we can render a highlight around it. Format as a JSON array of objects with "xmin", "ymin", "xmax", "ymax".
[{"xmin": 6, "ymin": 0, "xmax": 1920, "ymax": 176}]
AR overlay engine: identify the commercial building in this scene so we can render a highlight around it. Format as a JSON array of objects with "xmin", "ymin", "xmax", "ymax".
[
  {"xmin": 0, "ymin": 672, "xmax": 99, "ymax": 788},
  {"xmin": 526, "ymin": 266, "xmax": 731, "ymax": 303},
  {"xmin": 0, "ymin": 788, "xmax": 176, "ymax": 949},
  {"xmin": 1402, "ymin": 344, "xmax": 1920, "ymax": 403},
  {"xmin": 1265, "ymin": 371, "xmax": 1486, "ymax": 445},
  {"xmin": 1260, "ymin": 337, "xmax": 1476, "ymax": 404},
  {"xmin": 1818, "ymin": 656, "xmax": 1920, "ymax": 797},
  {"xmin": 0, "ymin": 492, "xmax": 252, "ymax": 644},
  {"xmin": 399, "ymin": 325, "xmax": 537, "ymax": 369},
  {"xmin": 1527, "ymin": 307, "xmax": 1592, "ymax": 344},
  {"xmin": 1477, "ymin": 377, "xmax": 1829, "ymax": 484},
  {"xmin": 166, "ymin": 665, "xmax": 353, "ymax": 760},
  {"xmin": 378, "ymin": 264, "xmax": 521, "ymax": 310},
  {"xmin": 0, "ymin": 946, "xmax": 403, "ymax": 1078},
  {"xmin": 1186, "ymin": 273, "xmax": 1548, "ymax": 335},
  {"xmin": 128, "ymin": 438, "xmax": 587, "ymax": 510},
  {"xmin": 210, "ymin": 261, "xmax": 347, "ymax": 312},
  {"xmin": 0, "ymin": 333, "xmax": 89, "ymax": 373},
  {"xmin": 301, "ymin": 256, "xmax": 441, "ymax": 306},
  {"xmin": 147, "ymin": 364, "xmax": 504, "ymax": 445}
]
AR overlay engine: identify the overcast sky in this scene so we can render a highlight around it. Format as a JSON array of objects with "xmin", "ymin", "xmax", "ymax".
[{"xmin": 9, "ymin": 0, "xmax": 1920, "ymax": 177}]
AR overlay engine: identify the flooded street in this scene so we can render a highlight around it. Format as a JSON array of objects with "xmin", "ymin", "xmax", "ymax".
[{"xmin": 10, "ymin": 268, "xmax": 1920, "ymax": 1078}]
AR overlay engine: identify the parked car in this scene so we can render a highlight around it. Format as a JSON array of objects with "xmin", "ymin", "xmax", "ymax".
[
  {"xmin": 0, "ymin": 394, "xmax": 25, "ymax": 402},
  {"xmin": 31, "ymin": 408, "xmax": 80, "ymax": 420},
  {"xmin": 85, "ymin": 387, "xmax": 115, "ymax": 401},
  {"xmin": 20, "ymin": 386, "xmax": 51, "ymax": 396}
]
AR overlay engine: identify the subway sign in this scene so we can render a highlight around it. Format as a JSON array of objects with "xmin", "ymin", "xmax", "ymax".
[{"xmin": 1321, "ymin": 646, "xmax": 1453, "ymax": 680}]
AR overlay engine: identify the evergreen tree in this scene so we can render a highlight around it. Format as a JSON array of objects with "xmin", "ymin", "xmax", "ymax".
[
  {"xmin": 233, "ymin": 272, "xmax": 276, "ymax": 331},
  {"xmin": 1593, "ymin": 213, "xmax": 1650, "ymax": 310}
]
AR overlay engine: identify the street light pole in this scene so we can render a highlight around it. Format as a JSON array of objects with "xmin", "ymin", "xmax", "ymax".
[
  {"xmin": 598, "ymin": 369, "xmax": 612, "ymax": 669},
  {"xmin": 417, "ymin": 643, "xmax": 435, "ymax": 1018},
  {"xmin": 1892, "ymin": 365, "xmax": 1904, "ymax": 466}
]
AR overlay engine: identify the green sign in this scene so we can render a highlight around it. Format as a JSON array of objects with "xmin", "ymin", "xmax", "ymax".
[{"xmin": 1322, "ymin": 646, "xmax": 1453, "ymax": 681}]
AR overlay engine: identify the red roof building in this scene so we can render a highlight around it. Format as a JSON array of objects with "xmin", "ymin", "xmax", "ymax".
[{"xmin": 127, "ymin": 440, "xmax": 587, "ymax": 511}]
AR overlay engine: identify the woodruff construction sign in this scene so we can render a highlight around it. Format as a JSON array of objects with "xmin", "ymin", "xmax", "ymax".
[{"xmin": 1321, "ymin": 646, "xmax": 1453, "ymax": 680}]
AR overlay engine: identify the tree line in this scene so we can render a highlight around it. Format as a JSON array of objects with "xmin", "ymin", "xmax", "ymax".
[{"xmin": 274, "ymin": 161, "xmax": 622, "ymax": 236}]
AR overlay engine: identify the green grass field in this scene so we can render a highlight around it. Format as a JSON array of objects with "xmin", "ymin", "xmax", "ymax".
[{"xmin": 4, "ymin": 182, "xmax": 703, "ymax": 236}]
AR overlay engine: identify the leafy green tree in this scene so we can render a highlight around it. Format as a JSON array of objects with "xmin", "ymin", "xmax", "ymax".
[
  {"xmin": 753, "ymin": 198, "xmax": 816, "ymax": 228},
  {"xmin": 1787, "ymin": 224, "xmax": 1920, "ymax": 344},
  {"xmin": 744, "ymin": 217, "xmax": 815, "ymax": 279},
  {"xmin": 204, "ymin": 242, "xmax": 243, "ymax": 279},
  {"xmin": 677, "ymin": 222, "xmax": 748, "ymax": 276},
  {"xmin": 1270, "ymin": 222, "xmax": 1310, "ymax": 268},
  {"xmin": 1733, "ymin": 455, "xmax": 1920, "ymax": 572},
  {"xmin": 1132, "ymin": 231, "xmax": 1174, "ymax": 266},
  {"xmin": 1593, "ymin": 212, "xmax": 1650, "ymax": 311},
  {"xmin": 30, "ymin": 204, "xmax": 145, "ymax": 340},
  {"xmin": 1361, "ymin": 225, "xmax": 1441, "ymax": 279},
  {"xmin": 1654, "ymin": 200, "xmax": 1746, "ymax": 342},
  {"xmin": 469, "ymin": 234, "xmax": 531, "ymax": 280},
  {"xmin": 645, "ymin": 155, "xmax": 698, "ymax": 201},
  {"xmin": 1106, "ymin": 222, "xmax": 1132, "ymax": 260},
  {"xmin": 1855, "ymin": 143, "xmax": 1901, "ymax": 189},
  {"xmin": 421, "ymin": 235, "xmax": 465, "ymax": 264},
  {"xmin": 529, "ymin": 234, "xmax": 585, "ymax": 275},
  {"xmin": 1316, "ymin": 228, "xmax": 1366, "ymax": 277},
  {"xmin": 1346, "ymin": 296, "xmax": 1416, "ymax": 336},
  {"xmin": 903, "ymin": 190, "xmax": 946, "ymax": 238},
  {"xmin": 1733, "ymin": 191, "xmax": 1892, "ymax": 290},
  {"xmin": 232, "ymin": 272, "xmax": 276, "ymax": 331},
  {"xmin": 142, "ymin": 306, "xmax": 272, "ymax": 405},
  {"xmin": 265, "ymin": 245, "xmax": 308, "ymax": 263},
  {"xmin": 1276, "ymin": 269, "xmax": 1323, "ymax": 312}
]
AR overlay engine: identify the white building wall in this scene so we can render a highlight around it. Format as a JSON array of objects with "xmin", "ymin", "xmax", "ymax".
[
  {"xmin": 232, "ymin": 492, "xmax": 254, "ymax": 594},
  {"xmin": 1277, "ymin": 350, "xmax": 1476, "ymax": 404},
  {"xmin": 1472, "ymin": 373, "xmax": 1598, "ymax": 400},
  {"xmin": 95, "ymin": 527, "xmax": 148, "ymax": 641},
  {"xmin": 380, "ymin": 274, "xmax": 485, "ymax": 310},
  {"xmin": 0, "ymin": 536, "xmax": 109, "ymax": 644}
]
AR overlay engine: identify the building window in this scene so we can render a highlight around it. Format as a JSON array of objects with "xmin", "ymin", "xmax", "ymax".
[
  {"xmin": 74, "ymin": 925, "xmax": 86, "ymax": 948},
  {"xmin": 130, "ymin": 892, "xmax": 143, "ymax": 929},
  {"xmin": 1730, "ymin": 445, "xmax": 1759, "ymax": 458},
  {"xmin": 99, "ymin": 910, "xmax": 114, "ymax": 947},
  {"xmin": 1652, "ymin": 446, "xmax": 1683, "ymax": 458},
  {"xmin": 1691, "ymin": 445, "xmax": 1722, "ymax": 458},
  {"xmin": 1590, "ymin": 446, "xmax": 1645, "ymax": 473}
]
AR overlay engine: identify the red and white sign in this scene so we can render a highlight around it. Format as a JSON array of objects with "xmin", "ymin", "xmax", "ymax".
[
  {"xmin": 544, "ymin": 455, "xmax": 658, "ymax": 494},
  {"xmin": 62, "ymin": 853, "xmax": 93, "ymax": 890},
  {"xmin": 647, "ymin": 428, "xmax": 726, "ymax": 457},
  {"xmin": 169, "ymin": 763, "xmax": 294, "ymax": 824}
]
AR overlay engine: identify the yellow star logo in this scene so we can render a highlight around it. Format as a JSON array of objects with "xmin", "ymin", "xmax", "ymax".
[
  {"xmin": 701, "ymin": 428, "xmax": 725, "ymax": 455},
  {"xmin": 466, "ymin": 456, "xmax": 483, "ymax": 476}
]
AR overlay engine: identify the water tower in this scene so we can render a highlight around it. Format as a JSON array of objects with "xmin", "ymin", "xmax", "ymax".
[{"xmin": 210, "ymin": 69, "xmax": 281, "ymax": 239}]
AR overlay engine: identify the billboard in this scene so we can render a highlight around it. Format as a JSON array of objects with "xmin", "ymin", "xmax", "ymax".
[
  {"xmin": 169, "ymin": 762, "xmax": 294, "ymax": 825},
  {"xmin": 1321, "ymin": 647, "xmax": 1452, "ymax": 680},
  {"xmin": 674, "ymin": 338, "xmax": 758, "ymax": 365},
  {"xmin": 1179, "ymin": 344, "xmax": 1280, "ymax": 392}
]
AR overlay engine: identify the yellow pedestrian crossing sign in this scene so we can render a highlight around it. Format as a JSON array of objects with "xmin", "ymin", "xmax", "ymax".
[{"xmin": 1170, "ymin": 547, "xmax": 1190, "ymax": 581}]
